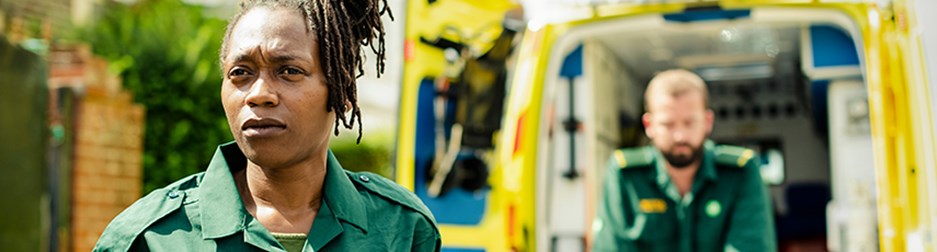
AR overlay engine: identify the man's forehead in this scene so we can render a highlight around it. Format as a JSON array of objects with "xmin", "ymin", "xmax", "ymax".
[
  {"xmin": 648, "ymin": 92, "xmax": 704, "ymax": 105},
  {"xmin": 648, "ymin": 94, "xmax": 706, "ymax": 113}
]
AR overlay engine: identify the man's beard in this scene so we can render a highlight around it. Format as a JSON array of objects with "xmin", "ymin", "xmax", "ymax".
[{"xmin": 662, "ymin": 142, "xmax": 704, "ymax": 169}]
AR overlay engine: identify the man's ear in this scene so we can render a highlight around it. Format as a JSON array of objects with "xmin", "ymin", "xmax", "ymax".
[
  {"xmin": 642, "ymin": 113, "xmax": 653, "ymax": 138},
  {"xmin": 705, "ymin": 109, "xmax": 715, "ymax": 134}
]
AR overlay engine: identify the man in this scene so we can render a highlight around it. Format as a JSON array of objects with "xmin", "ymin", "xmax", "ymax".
[
  {"xmin": 592, "ymin": 69, "xmax": 776, "ymax": 252},
  {"xmin": 94, "ymin": 0, "xmax": 440, "ymax": 251}
]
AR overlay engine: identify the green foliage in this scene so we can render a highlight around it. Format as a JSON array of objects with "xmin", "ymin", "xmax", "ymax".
[
  {"xmin": 79, "ymin": 0, "xmax": 231, "ymax": 193},
  {"xmin": 79, "ymin": 0, "xmax": 394, "ymax": 193},
  {"xmin": 330, "ymin": 134, "xmax": 394, "ymax": 179}
]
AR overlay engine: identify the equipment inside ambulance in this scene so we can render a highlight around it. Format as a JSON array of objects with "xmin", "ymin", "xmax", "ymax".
[{"xmin": 421, "ymin": 9, "xmax": 524, "ymax": 197}]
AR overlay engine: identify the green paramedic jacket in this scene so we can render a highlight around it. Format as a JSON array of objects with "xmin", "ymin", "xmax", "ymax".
[
  {"xmin": 94, "ymin": 142, "xmax": 441, "ymax": 251},
  {"xmin": 592, "ymin": 140, "xmax": 776, "ymax": 252}
]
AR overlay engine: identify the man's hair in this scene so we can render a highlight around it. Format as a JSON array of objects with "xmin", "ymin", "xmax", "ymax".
[
  {"xmin": 220, "ymin": 0, "xmax": 393, "ymax": 143},
  {"xmin": 643, "ymin": 69, "xmax": 709, "ymax": 111}
]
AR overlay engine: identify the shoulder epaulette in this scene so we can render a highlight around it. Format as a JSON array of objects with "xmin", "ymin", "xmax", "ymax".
[
  {"xmin": 349, "ymin": 171, "xmax": 437, "ymax": 222},
  {"xmin": 93, "ymin": 173, "xmax": 202, "ymax": 252},
  {"xmin": 612, "ymin": 146, "xmax": 655, "ymax": 169},
  {"xmin": 713, "ymin": 145, "xmax": 756, "ymax": 168}
]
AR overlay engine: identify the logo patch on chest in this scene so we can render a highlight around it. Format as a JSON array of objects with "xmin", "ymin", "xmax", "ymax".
[
  {"xmin": 639, "ymin": 198, "xmax": 667, "ymax": 213},
  {"xmin": 706, "ymin": 200, "xmax": 722, "ymax": 218}
]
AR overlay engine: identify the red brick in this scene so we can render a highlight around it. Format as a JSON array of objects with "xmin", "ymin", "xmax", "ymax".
[
  {"xmin": 72, "ymin": 175, "xmax": 90, "ymax": 190},
  {"xmin": 102, "ymin": 161, "xmax": 117, "ymax": 177},
  {"xmin": 69, "ymin": 55, "xmax": 145, "ymax": 252},
  {"xmin": 73, "ymin": 190, "xmax": 94, "ymax": 204}
]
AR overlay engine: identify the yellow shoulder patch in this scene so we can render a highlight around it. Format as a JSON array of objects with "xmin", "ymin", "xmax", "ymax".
[
  {"xmin": 614, "ymin": 150, "xmax": 627, "ymax": 168},
  {"xmin": 714, "ymin": 145, "xmax": 756, "ymax": 168},
  {"xmin": 613, "ymin": 147, "xmax": 654, "ymax": 169},
  {"xmin": 737, "ymin": 149, "xmax": 754, "ymax": 167}
]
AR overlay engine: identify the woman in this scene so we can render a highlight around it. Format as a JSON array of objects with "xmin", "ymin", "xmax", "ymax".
[{"xmin": 94, "ymin": 0, "xmax": 440, "ymax": 251}]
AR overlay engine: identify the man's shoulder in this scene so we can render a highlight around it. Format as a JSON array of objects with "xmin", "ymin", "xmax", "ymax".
[
  {"xmin": 711, "ymin": 144, "xmax": 758, "ymax": 169},
  {"xmin": 345, "ymin": 171, "xmax": 437, "ymax": 223},
  {"xmin": 94, "ymin": 172, "xmax": 205, "ymax": 251},
  {"xmin": 610, "ymin": 146, "xmax": 656, "ymax": 170}
]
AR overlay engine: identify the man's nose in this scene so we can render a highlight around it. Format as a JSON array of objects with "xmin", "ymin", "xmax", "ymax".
[
  {"xmin": 672, "ymin": 128, "xmax": 686, "ymax": 142},
  {"xmin": 245, "ymin": 75, "xmax": 279, "ymax": 107}
]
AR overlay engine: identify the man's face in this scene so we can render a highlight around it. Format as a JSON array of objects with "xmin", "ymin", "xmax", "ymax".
[
  {"xmin": 643, "ymin": 92, "xmax": 713, "ymax": 168},
  {"xmin": 221, "ymin": 7, "xmax": 332, "ymax": 168}
]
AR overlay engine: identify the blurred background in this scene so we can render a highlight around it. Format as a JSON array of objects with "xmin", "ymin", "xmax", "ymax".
[
  {"xmin": 5, "ymin": 0, "xmax": 937, "ymax": 251},
  {"xmin": 0, "ymin": 0, "xmax": 401, "ymax": 250}
]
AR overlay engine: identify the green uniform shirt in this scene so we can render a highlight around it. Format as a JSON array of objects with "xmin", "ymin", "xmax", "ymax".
[
  {"xmin": 94, "ymin": 142, "xmax": 441, "ymax": 251},
  {"xmin": 592, "ymin": 140, "xmax": 776, "ymax": 252}
]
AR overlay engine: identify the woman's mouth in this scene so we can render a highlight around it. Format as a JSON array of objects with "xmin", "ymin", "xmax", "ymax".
[{"xmin": 241, "ymin": 118, "xmax": 287, "ymax": 138}]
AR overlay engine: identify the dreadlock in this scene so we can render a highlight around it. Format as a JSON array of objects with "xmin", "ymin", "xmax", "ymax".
[{"xmin": 220, "ymin": 0, "xmax": 393, "ymax": 144}]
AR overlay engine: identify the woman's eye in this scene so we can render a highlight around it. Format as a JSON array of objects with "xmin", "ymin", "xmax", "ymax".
[
  {"xmin": 280, "ymin": 67, "xmax": 303, "ymax": 75},
  {"xmin": 229, "ymin": 68, "xmax": 251, "ymax": 77}
]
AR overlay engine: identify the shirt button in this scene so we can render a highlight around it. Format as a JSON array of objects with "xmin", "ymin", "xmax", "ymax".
[
  {"xmin": 359, "ymin": 175, "xmax": 370, "ymax": 182},
  {"xmin": 167, "ymin": 190, "xmax": 180, "ymax": 199}
]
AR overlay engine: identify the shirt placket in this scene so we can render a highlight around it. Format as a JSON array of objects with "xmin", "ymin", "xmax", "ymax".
[{"xmin": 665, "ymin": 183, "xmax": 696, "ymax": 252}]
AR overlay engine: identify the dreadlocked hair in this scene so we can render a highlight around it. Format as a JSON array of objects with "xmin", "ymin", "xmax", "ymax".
[{"xmin": 220, "ymin": 0, "xmax": 393, "ymax": 144}]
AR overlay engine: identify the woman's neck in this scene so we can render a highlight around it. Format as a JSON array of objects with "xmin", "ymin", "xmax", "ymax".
[{"xmin": 235, "ymin": 150, "xmax": 328, "ymax": 234}]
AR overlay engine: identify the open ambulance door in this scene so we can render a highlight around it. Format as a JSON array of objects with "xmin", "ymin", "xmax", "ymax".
[
  {"xmin": 499, "ymin": 1, "xmax": 937, "ymax": 251},
  {"xmin": 396, "ymin": 0, "xmax": 522, "ymax": 251}
]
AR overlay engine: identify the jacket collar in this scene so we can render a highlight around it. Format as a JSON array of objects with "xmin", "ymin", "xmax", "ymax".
[
  {"xmin": 322, "ymin": 149, "xmax": 369, "ymax": 233},
  {"xmin": 200, "ymin": 142, "xmax": 248, "ymax": 239},
  {"xmin": 198, "ymin": 142, "xmax": 369, "ymax": 240}
]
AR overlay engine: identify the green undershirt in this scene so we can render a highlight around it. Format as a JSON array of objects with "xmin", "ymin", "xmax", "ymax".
[{"xmin": 271, "ymin": 233, "xmax": 307, "ymax": 252}]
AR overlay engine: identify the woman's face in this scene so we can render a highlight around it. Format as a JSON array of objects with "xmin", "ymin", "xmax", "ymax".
[{"xmin": 221, "ymin": 7, "xmax": 333, "ymax": 168}]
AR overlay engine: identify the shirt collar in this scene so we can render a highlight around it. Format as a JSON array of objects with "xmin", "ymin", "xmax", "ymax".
[
  {"xmin": 322, "ymin": 149, "xmax": 369, "ymax": 233},
  {"xmin": 200, "ymin": 142, "xmax": 248, "ymax": 239},
  {"xmin": 699, "ymin": 139, "xmax": 718, "ymax": 182},
  {"xmin": 198, "ymin": 142, "xmax": 369, "ymax": 240}
]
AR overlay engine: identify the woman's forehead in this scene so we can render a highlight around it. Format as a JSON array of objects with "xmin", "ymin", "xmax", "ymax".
[
  {"xmin": 225, "ymin": 7, "xmax": 316, "ymax": 63},
  {"xmin": 232, "ymin": 7, "xmax": 308, "ymax": 38}
]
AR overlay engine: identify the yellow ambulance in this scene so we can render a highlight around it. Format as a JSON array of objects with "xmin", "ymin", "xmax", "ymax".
[{"xmin": 395, "ymin": 0, "xmax": 937, "ymax": 251}]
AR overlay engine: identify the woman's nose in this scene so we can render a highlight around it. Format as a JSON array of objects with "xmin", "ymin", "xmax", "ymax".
[{"xmin": 245, "ymin": 76, "xmax": 279, "ymax": 107}]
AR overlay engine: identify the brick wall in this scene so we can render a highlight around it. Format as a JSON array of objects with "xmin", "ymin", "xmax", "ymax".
[{"xmin": 50, "ymin": 44, "xmax": 145, "ymax": 252}]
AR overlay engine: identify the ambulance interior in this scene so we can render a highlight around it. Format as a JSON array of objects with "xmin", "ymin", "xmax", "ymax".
[{"xmin": 538, "ymin": 8, "xmax": 878, "ymax": 251}]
